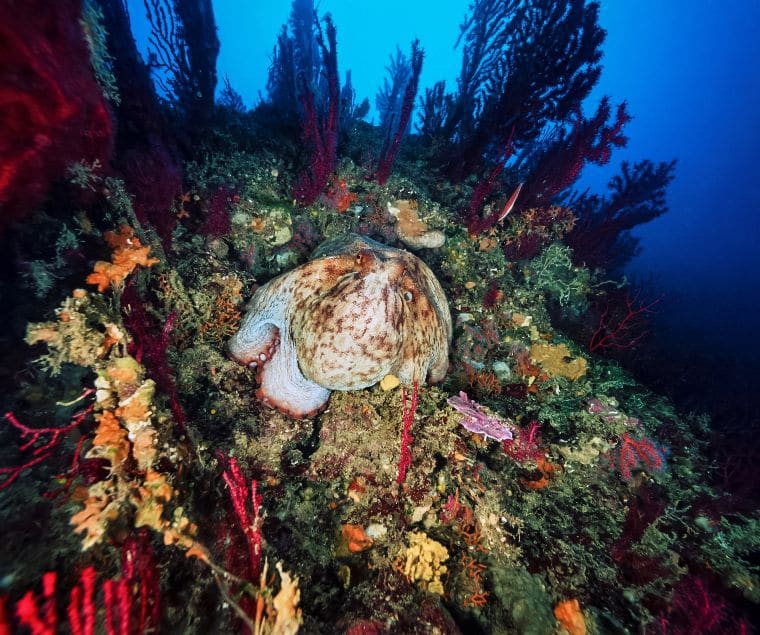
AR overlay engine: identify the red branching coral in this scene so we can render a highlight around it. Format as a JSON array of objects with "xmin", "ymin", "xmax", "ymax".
[
  {"xmin": 105, "ymin": 532, "xmax": 161, "ymax": 634},
  {"xmin": 2, "ymin": 534, "xmax": 159, "ymax": 634},
  {"xmin": 120, "ymin": 144, "xmax": 183, "ymax": 252},
  {"xmin": 519, "ymin": 98, "xmax": 630, "ymax": 210},
  {"xmin": 396, "ymin": 382, "xmax": 419, "ymax": 485},
  {"xmin": 376, "ymin": 40, "xmax": 423, "ymax": 186},
  {"xmin": 293, "ymin": 16, "xmax": 340, "ymax": 206},
  {"xmin": 566, "ymin": 159, "xmax": 676, "ymax": 270},
  {"xmin": 1, "ymin": 401, "xmax": 94, "ymax": 491},
  {"xmin": 97, "ymin": 0, "xmax": 184, "ymax": 251},
  {"xmin": 610, "ymin": 433, "xmax": 666, "ymax": 480},
  {"xmin": 610, "ymin": 485, "xmax": 665, "ymax": 583},
  {"xmin": 221, "ymin": 456, "xmax": 264, "ymax": 581},
  {"xmin": 121, "ymin": 284, "xmax": 187, "ymax": 435},
  {"xmin": 589, "ymin": 290, "xmax": 661, "ymax": 353},
  {"xmin": 502, "ymin": 421, "xmax": 544, "ymax": 464},
  {"xmin": 0, "ymin": 0, "xmax": 113, "ymax": 230},
  {"xmin": 15, "ymin": 571, "xmax": 59, "ymax": 634},
  {"xmin": 438, "ymin": 0, "xmax": 605, "ymax": 179},
  {"xmin": 462, "ymin": 133, "xmax": 518, "ymax": 235},
  {"xmin": 656, "ymin": 576, "xmax": 750, "ymax": 635}
]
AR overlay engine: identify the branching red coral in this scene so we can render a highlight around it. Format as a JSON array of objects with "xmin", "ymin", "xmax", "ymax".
[
  {"xmin": 519, "ymin": 98, "xmax": 630, "ymax": 210},
  {"xmin": 293, "ymin": 15, "xmax": 340, "ymax": 206},
  {"xmin": 609, "ymin": 433, "xmax": 666, "ymax": 480},
  {"xmin": 439, "ymin": 0, "xmax": 605, "ymax": 179},
  {"xmin": 67, "ymin": 567, "xmax": 97, "ymax": 635},
  {"xmin": 3, "ymin": 535, "xmax": 159, "ymax": 635},
  {"xmin": 462, "ymin": 134, "xmax": 515, "ymax": 235},
  {"xmin": 502, "ymin": 421, "xmax": 544, "ymax": 463},
  {"xmin": 566, "ymin": 159, "xmax": 676, "ymax": 270},
  {"xmin": 121, "ymin": 284, "xmax": 187, "ymax": 435},
  {"xmin": 589, "ymin": 290, "xmax": 661, "ymax": 352},
  {"xmin": 656, "ymin": 576, "xmax": 750, "ymax": 635},
  {"xmin": 376, "ymin": 40, "xmax": 423, "ymax": 185},
  {"xmin": 1, "ymin": 402, "xmax": 94, "ymax": 491}
]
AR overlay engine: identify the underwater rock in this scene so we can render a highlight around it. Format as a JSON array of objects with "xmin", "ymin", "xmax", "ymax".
[{"xmin": 228, "ymin": 234, "xmax": 452, "ymax": 417}]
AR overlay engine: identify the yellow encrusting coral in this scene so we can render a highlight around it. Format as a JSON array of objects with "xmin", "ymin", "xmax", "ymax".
[
  {"xmin": 27, "ymin": 284, "xmax": 205, "ymax": 561},
  {"xmin": 530, "ymin": 342, "xmax": 587, "ymax": 381},
  {"xmin": 402, "ymin": 531, "xmax": 450, "ymax": 595}
]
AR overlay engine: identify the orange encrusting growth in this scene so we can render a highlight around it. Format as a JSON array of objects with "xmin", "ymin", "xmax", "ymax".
[
  {"xmin": 341, "ymin": 524, "xmax": 374, "ymax": 553},
  {"xmin": 522, "ymin": 456, "xmax": 562, "ymax": 490},
  {"xmin": 554, "ymin": 598, "xmax": 587, "ymax": 635},
  {"xmin": 86, "ymin": 225, "xmax": 159, "ymax": 292}
]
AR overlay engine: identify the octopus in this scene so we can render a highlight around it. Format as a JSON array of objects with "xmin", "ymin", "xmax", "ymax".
[{"xmin": 228, "ymin": 234, "xmax": 452, "ymax": 418}]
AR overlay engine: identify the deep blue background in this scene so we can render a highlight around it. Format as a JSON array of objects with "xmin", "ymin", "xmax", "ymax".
[{"xmin": 128, "ymin": 0, "xmax": 760, "ymax": 370}]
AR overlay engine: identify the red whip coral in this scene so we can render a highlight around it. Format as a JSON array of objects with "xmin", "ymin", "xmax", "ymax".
[
  {"xmin": 121, "ymin": 285, "xmax": 187, "ymax": 435},
  {"xmin": 293, "ymin": 16, "xmax": 340, "ymax": 206},
  {"xmin": 0, "ymin": 0, "xmax": 112, "ymax": 230},
  {"xmin": 2, "ymin": 536, "xmax": 160, "ymax": 635},
  {"xmin": 396, "ymin": 381, "xmax": 419, "ymax": 485},
  {"xmin": 376, "ymin": 40, "xmax": 424, "ymax": 186},
  {"xmin": 519, "ymin": 98, "xmax": 630, "ymax": 211},
  {"xmin": 221, "ymin": 456, "xmax": 264, "ymax": 581}
]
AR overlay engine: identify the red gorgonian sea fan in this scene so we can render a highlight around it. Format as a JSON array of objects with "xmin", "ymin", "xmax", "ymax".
[
  {"xmin": 0, "ymin": 0, "xmax": 113, "ymax": 230},
  {"xmin": 609, "ymin": 433, "xmax": 667, "ymax": 480}
]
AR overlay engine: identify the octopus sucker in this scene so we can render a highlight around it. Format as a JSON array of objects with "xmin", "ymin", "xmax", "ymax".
[{"xmin": 228, "ymin": 234, "xmax": 452, "ymax": 418}]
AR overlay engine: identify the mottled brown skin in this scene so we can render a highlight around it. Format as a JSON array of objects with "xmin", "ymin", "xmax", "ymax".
[{"xmin": 228, "ymin": 235, "xmax": 452, "ymax": 418}]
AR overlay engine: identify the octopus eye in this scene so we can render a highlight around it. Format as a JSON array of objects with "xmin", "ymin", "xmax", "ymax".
[{"xmin": 403, "ymin": 291, "xmax": 413, "ymax": 302}]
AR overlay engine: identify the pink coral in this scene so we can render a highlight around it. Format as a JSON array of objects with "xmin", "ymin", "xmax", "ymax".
[{"xmin": 447, "ymin": 392, "xmax": 513, "ymax": 442}]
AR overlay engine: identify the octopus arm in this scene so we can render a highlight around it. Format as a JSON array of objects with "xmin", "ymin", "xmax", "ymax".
[
  {"xmin": 256, "ymin": 321, "xmax": 331, "ymax": 418},
  {"xmin": 228, "ymin": 272, "xmax": 331, "ymax": 418}
]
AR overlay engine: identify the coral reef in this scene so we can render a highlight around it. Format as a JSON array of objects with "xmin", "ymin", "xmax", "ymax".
[{"xmin": 0, "ymin": 1, "xmax": 755, "ymax": 634}]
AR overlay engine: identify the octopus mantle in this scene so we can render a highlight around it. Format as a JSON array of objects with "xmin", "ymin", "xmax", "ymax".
[{"xmin": 228, "ymin": 234, "xmax": 452, "ymax": 417}]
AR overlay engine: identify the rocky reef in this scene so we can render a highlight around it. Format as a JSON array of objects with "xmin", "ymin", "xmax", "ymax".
[{"xmin": 0, "ymin": 1, "xmax": 756, "ymax": 634}]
